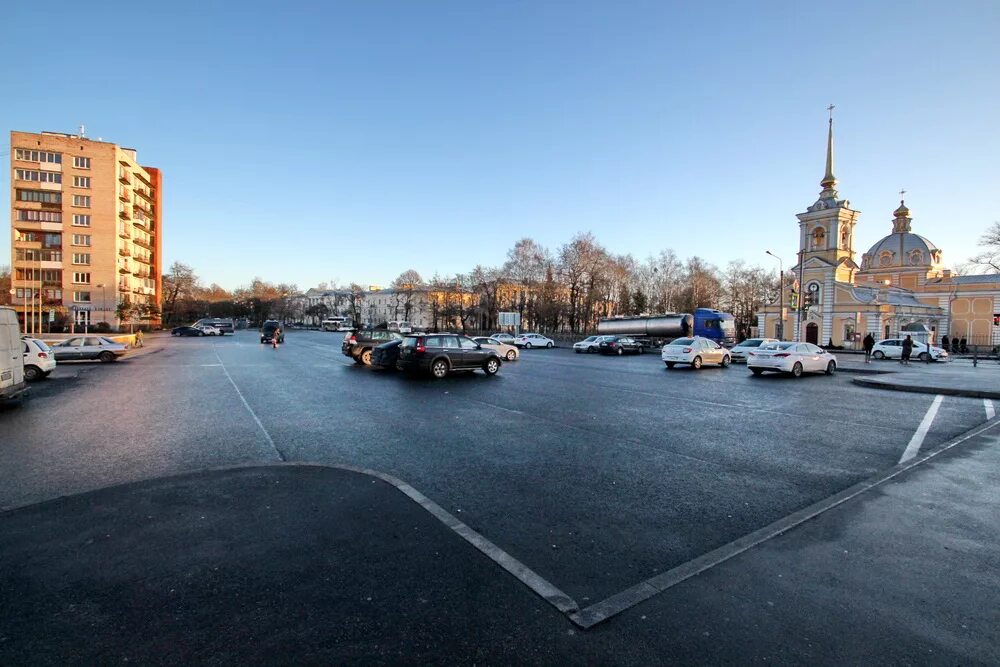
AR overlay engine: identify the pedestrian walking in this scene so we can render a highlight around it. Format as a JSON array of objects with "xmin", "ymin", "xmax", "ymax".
[
  {"xmin": 960, "ymin": 337, "xmax": 968, "ymax": 354},
  {"xmin": 941, "ymin": 335, "xmax": 950, "ymax": 352},
  {"xmin": 863, "ymin": 332, "xmax": 875, "ymax": 363},
  {"xmin": 135, "ymin": 329, "xmax": 144, "ymax": 348},
  {"xmin": 901, "ymin": 335, "xmax": 913, "ymax": 365}
]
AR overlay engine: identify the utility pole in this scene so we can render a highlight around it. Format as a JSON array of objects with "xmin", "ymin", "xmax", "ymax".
[{"xmin": 765, "ymin": 250, "xmax": 783, "ymax": 340}]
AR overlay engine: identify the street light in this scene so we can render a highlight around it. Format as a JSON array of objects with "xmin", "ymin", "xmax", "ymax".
[
  {"xmin": 765, "ymin": 250, "xmax": 783, "ymax": 340},
  {"xmin": 96, "ymin": 283, "xmax": 107, "ymax": 328}
]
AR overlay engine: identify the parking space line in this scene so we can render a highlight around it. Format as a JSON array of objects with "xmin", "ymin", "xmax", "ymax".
[
  {"xmin": 986, "ymin": 399, "xmax": 996, "ymax": 420},
  {"xmin": 213, "ymin": 349, "xmax": 286, "ymax": 462},
  {"xmin": 899, "ymin": 395, "xmax": 944, "ymax": 464}
]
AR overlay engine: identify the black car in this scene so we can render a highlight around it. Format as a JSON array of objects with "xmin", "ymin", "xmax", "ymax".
[
  {"xmin": 371, "ymin": 339, "xmax": 403, "ymax": 370},
  {"xmin": 171, "ymin": 326, "xmax": 204, "ymax": 337},
  {"xmin": 598, "ymin": 336, "xmax": 644, "ymax": 355},
  {"xmin": 396, "ymin": 333, "xmax": 502, "ymax": 378},
  {"xmin": 342, "ymin": 328, "xmax": 403, "ymax": 366},
  {"xmin": 260, "ymin": 320, "xmax": 284, "ymax": 344}
]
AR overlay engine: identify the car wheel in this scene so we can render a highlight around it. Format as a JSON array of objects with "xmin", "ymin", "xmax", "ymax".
[
  {"xmin": 483, "ymin": 358, "xmax": 500, "ymax": 375},
  {"xmin": 99, "ymin": 351, "xmax": 115, "ymax": 363},
  {"xmin": 23, "ymin": 365, "xmax": 41, "ymax": 381},
  {"xmin": 525, "ymin": 342, "xmax": 532, "ymax": 349},
  {"xmin": 617, "ymin": 347, "xmax": 624, "ymax": 356},
  {"xmin": 575, "ymin": 349, "xmax": 581, "ymax": 354},
  {"xmin": 751, "ymin": 368, "xmax": 764, "ymax": 376},
  {"xmin": 665, "ymin": 362, "xmax": 675, "ymax": 369},
  {"xmin": 872, "ymin": 350, "xmax": 885, "ymax": 360},
  {"xmin": 791, "ymin": 362, "xmax": 803, "ymax": 377},
  {"xmin": 260, "ymin": 338, "xmax": 266, "ymax": 344},
  {"xmin": 691, "ymin": 356, "xmax": 702, "ymax": 370},
  {"xmin": 721, "ymin": 355, "xmax": 731, "ymax": 368},
  {"xmin": 360, "ymin": 349, "xmax": 373, "ymax": 366},
  {"xmin": 826, "ymin": 360, "xmax": 837, "ymax": 375},
  {"xmin": 587, "ymin": 347, "xmax": 596, "ymax": 353},
  {"xmin": 431, "ymin": 358, "xmax": 449, "ymax": 379},
  {"xmin": 352, "ymin": 355, "xmax": 364, "ymax": 365},
  {"xmin": 918, "ymin": 351, "xmax": 929, "ymax": 362},
  {"xmin": 506, "ymin": 350, "xmax": 516, "ymax": 361},
  {"xmin": 546, "ymin": 341, "xmax": 553, "ymax": 348}
]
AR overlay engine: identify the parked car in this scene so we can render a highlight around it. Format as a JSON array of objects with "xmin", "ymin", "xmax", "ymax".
[
  {"xmin": 872, "ymin": 339, "xmax": 949, "ymax": 361},
  {"xmin": 21, "ymin": 336, "xmax": 56, "ymax": 381},
  {"xmin": 397, "ymin": 333, "xmax": 503, "ymax": 378},
  {"xmin": 491, "ymin": 333, "xmax": 516, "ymax": 344},
  {"xmin": 512, "ymin": 333, "xmax": 554, "ymax": 349},
  {"xmin": 573, "ymin": 335, "xmax": 615, "ymax": 353},
  {"xmin": 260, "ymin": 320, "xmax": 285, "ymax": 344},
  {"xmin": 371, "ymin": 339, "xmax": 403, "ymax": 370},
  {"xmin": 473, "ymin": 336, "xmax": 519, "ymax": 361},
  {"xmin": 171, "ymin": 326, "xmax": 205, "ymax": 337},
  {"xmin": 193, "ymin": 318, "xmax": 234, "ymax": 335},
  {"xmin": 195, "ymin": 324, "xmax": 222, "ymax": 336},
  {"xmin": 342, "ymin": 328, "xmax": 403, "ymax": 365},
  {"xmin": 728, "ymin": 337, "xmax": 779, "ymax": 363},
  {"xmin": 661, "ymin": 336, "xmax": 731, "ymax": 369},
  {"xmin": 598, "ymin": 336, "xmax": 644, "ymax": 355},
  {"xmin": 747, "ymin": 341, "xmax": 836, "ymax": 377},
  {"xmin": 50, "ymin": 336, "xmax": 128, "ymax": 362}
]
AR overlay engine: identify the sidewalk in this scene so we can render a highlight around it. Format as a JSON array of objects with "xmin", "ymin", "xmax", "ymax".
[
  {"xmin": 2, "ymin": 420, "xmax": 999, "ymax": 664},
  {"xmin": 840, "ymin": 356, "xmax": 1000, "ymax": 399}
]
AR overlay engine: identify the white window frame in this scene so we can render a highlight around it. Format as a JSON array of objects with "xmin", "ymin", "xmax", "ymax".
[
  {"xmin": 72, "ymin": 214, "xmax": 91, "ymax": 227},
  {"xmin": 72, "ymin": 195, "xmax": 91, "ymax": 208},
  {"xmin": 71, "ymin": 234, "xmax": 92, "ymax": 247},
  {"xmin": 73, "ymin": 176, "xmax": 91, "ymax": 188},
  {"xmin": 73, "ymin": 291, "xmax": 92, "ymax": 303},
  {"xmin": 72, "ymin": 272, "xmax": 91, "ymax": 284},
  {"xmin": 72, "ymin": 253, "xmax": 91, "ymax": 265},
  {"xmin": 73, "ymin": 156, "xmax": 91, "ymax": 169}
]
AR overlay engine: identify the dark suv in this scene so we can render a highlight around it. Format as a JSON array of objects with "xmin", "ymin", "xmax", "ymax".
[
  {"xmin": 342, "ymin": 328, "xmax": 403, "ymax": 366},
  {"xmin": 260, "ymin": 320, "xmax": 284, "ymax": 344},
  {"xmin": 397, "ymin": 334, "xmax": 502, "ymax": 378}
]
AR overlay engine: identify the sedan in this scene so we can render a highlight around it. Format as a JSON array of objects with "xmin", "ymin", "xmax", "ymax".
[
  {"xmin": 491, "ymin": 333, "xmax": 516, "ymax": 344},
  {"xmin": 196, "ymin": 325, "xmax": 221, "ymax": 336},
  {"xmin": 598, "ymin": 336, "xmax": 643, "ymax": 355},
  {"xmin": 371, "ymin": 339, "xmax": 403, "ymax": 370},
  {"xmin": 512, "ymin": 333, "xmax": 555, "ymax": 349},
  {"xmin": 728, "ymin": 337, "xmax": 779, "ymax": 363},
  {"xmin": 661, "ymin": 336, "xmax": 731, "ymax": 369},
  {"xmin": 171, "ymin": 326, "xmax": 204, "ymax": 337},
  {"xmin": 747, "ymin": 342, "xmax": 836, "ymax": 377},
  {"xmin": 872, "ymin": 339, "xmax": 948, "ymax": 362},
  {"xmin": 573, "ymin": 335, "xmax": 615, "ymax": 353},
  {"xmin": 473, "ymin": 336, "xmax": 519, "ymax": 361},
  {"xmin": 51, "ymin": 336, "xmax": 128, "ymax": 362},
  {"xmin": 22, "ymin": 336, "xmax": 57, "ymax": 381}
]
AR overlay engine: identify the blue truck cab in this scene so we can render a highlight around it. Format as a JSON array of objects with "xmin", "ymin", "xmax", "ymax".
[{"xmin": 693, "ymin": 308, "xmax": 736, "ymax": 346}]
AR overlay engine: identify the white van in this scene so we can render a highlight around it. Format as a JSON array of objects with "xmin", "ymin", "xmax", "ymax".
[{"xmin": 1, "ymin": 307, "xmax": 28, "ymax": 403}]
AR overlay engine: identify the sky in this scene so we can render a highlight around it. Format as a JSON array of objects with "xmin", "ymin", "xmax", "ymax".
[{"xmin": 3, "ymin": 0, "xmax": 999, "ymax": 290}]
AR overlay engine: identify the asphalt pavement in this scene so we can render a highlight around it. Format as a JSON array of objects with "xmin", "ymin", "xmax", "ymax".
[{"xmin": 1, "ymin": 329, "xmax": 998, "ymax": 664}]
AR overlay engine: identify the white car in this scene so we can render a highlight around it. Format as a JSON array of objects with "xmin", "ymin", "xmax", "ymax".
[
  {"xmin": 513, "ymin": 333, "xmax": 554, "ymax": 349},
  {"xmin": 22, "ymin": 336, "xmax": 57, "ymax": 381},
  {"xmin": 473, "ymin": 336, "xmax": 519, "ymax": 361},
  {"xmin": 728, "ymin": 337, "xmax": 779, "ymax": 363},
  {"xmin": 747, "ymin": 341, "xmax": 837, "ymax": 377},
  {"xmin": 871, "ymin": 339, "xmax": 949, "ymax": 361},
  {"xmin": 491, "ymin": 333, "xmax": 516, "ymax": 344},
  {"xmin": 196, "ymin": 325, "xmax": 222, "ymax": 336},
  {"xmin": 661, "ymin": 336, "xmax": 731, "ymax": 369},
  {"xmin": 573, "ymin": 335, "xmax": 615, "ymax": 353}
]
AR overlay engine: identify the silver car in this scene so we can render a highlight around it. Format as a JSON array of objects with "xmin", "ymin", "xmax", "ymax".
[
  {"xmin": 728, "ymin": 337, "xmax": 779, "ymax": 363},
  {"xmin": 51, "ymin": 336, "xmax": 128, "ymax": 363}
]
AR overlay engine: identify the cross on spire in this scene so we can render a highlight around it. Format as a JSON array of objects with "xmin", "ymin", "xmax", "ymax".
[
  {"xmin": 827, "ymin": 104, "xmax": 835, "ymax": 120},
  {"xmin": 899, "ymin": 188, "xmax": 906, "ymax": 201}
]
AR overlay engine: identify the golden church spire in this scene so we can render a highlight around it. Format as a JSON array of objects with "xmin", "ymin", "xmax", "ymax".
[{"xmin": 820, "ymin": 104, "xmax": 837, "ymax": 194}]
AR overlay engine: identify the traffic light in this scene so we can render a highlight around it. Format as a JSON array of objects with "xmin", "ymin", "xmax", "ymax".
[
  {"xmin": 994, "ymin": 313, "xmax": 1000, "ymax": 326},
  {"xmin": 802, "ymin": 292, "xmax": 814, "ymax": 312}
]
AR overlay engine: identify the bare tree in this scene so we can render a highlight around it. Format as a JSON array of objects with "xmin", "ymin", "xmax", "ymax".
[{"xmin": 966, "ymin": 222, "xmax": 1000, "ymax": 273}]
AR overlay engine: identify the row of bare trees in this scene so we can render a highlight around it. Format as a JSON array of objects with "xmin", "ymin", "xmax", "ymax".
[{"xmin": 161, "ymin": 262, "xmax": 299, "ymax": 326}]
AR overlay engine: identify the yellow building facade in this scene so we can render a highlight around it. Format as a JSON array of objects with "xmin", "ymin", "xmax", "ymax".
[{"xmin": 759, "ymin": 119, "xmax": 1000, "ymax": 348}]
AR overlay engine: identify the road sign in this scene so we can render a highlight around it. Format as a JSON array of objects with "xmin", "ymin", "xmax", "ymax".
[
  {"xmin": 48, "ymin": 309, "xmax": 55, "ymax": 322},
  {"xmin": 70, "ymin": 305, "xmax": 91, "ymax": 312},
  {"xmin": 499, "ymin": 312, "xmax": 521, "ymax": 327}
]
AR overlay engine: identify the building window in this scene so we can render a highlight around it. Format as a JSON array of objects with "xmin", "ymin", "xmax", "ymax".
[
  {"xmin": 45, "ymin": 289, "xmax": 62, "ymax": 300},
  {"xmin": 840, "ymin": 229, "xmax": 849, "ymax": 249},
  {"xmin": 72, "ymin": 214, "xmax": 91, "ymax": 226},
  {"xmin": 73, "ymin": 156, "xmax": 91, "ymax": 169},
  {"xmin": 879, "ymin": 251, "xmax": 893, "ymax": 267},
  {"xmin": 15, "ymin": 249, "xmax": 61, "ymax": 262},
  {"xmin": 71, "ymin": 234, "xmax": 91, "ymax": 246},
  {"xmin": 15, "ymin": 209, "xmax": 62, "ymax": 222},
  {"xmin": 15, "ymin": 169, "xmax": 62, "ymax": 183},
  {"xmin": 73, "ymin": 291, "xmax": 92, "ymax": 303},
  {"xmin": 73, "ymin": 176, "xmax": 91, "ymax": 188},
  {"xmin": 72, "ymin": 253, "xmax": 91, "ymax": 265},
  {"xmin": 16, "ymin": 189, "xmax": 62, "ymax": 204},
  {"xmin": 909, "ymin": 249, "xmax": 924, "ymax": 265},
  {"xmin": 14, "ymin": 149, "xmax": 62, "ymax": 163},
  {"xmin": 72, "ymin": 272, "xmax": 91, "ymax": 284},
  {"xmin": 43, "ymin": 233, "xmax": 62, "ymax": 248},
  {"xmin": 72, "ymin": 195, "xmax": 91, "ymax": 208},
  {"xmin": 811, "ymin": 226, "xmax": 826, "ymax": 250}
]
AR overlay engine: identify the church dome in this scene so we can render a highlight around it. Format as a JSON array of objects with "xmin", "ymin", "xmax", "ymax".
[{"xmin": 860, "ymin": 199, "xmax": 942, "ymax": 270}]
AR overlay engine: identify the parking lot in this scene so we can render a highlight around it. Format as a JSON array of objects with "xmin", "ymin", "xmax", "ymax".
[{"xmin": 1, "ymin": 329, "xmax": 994, "ymax": 613}]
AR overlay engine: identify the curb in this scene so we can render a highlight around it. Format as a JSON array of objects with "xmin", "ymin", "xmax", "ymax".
[
  {"xmin": 850, "ymin": 376, "xmax": 1000, "ymax": 400},
  {"xmin": 835, "ymin": 366, "xmax": 896, "ymax": 376}
]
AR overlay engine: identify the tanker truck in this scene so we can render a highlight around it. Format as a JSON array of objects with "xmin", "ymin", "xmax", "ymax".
[{"xmin": 596, "ymin": 308, "xmax": 736, "ymax": 347}]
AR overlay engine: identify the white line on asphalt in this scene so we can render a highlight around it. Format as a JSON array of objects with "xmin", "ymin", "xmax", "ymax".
[
  {"xmin": 213, "ymin": 349, "xmax": 285, "ymax": 462},
  {"xmin": 898, "ymin": 395, "xmax": 944, "ymax": 464},
  {"xmin": 985, "ymin": 399, "xmax": 996, "ymax": 420}
]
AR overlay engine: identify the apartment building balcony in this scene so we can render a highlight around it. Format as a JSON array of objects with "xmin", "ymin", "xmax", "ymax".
[
  {"xmin": 118, "ymin": 225, "xmax": 131, "ymax": 239},
  {"xmin": 13, "ymin": 238, "xmax": 43, "ymax": 249},
  {"xmin": 134, "ymin": 187, "xmax": 154, "ymax": 203},
  {"xmin": 132, "ymin": 216, "xmax": 148, "ymax": 230},
  {"xmin": 133, "ymin": 199, "xmax": 153, "ymax": 217},
  {"xmin": 119, "ymin": 247, "xmax": 131, "ymax": 257},
  {"xmin": 119, "ymin": 263, "xmax": 131, "ymax": 274},
  {"xmin": 133, "ymin": 236, "xmax": 151, "ymax": 250},
  {"xmin": 119, "ymin": 171, "xmax": 131, "ymax": 185},
  {"xmin": 119, "ymin": 188, "xmax": 130, "ymax": 202},
  {"xmin": 14, "ymin": 220, "xmax": 62, "ymax": 232},
  {"xmin": 119, "ymin": 208, "xmax": 131, "ymax": 220}
]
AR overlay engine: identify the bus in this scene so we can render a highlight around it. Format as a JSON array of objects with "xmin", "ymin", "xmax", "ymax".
[{"xmin": 322, "ymin": 317, "xmax": 354, "ymax": 332}]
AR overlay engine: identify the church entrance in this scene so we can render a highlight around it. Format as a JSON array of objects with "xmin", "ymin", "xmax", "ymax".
[{"xmin": 806, "ymin": 322, "xmax": 819, "ymax": 344}]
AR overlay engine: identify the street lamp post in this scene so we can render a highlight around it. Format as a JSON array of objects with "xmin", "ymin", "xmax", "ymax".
[
  {"xmin": 765, "ymin": 250, "xmax": 783, "ymax": 340},
  {"xmin": 96, "ymin": 283, "xmax": 107, "ymax": 328}
]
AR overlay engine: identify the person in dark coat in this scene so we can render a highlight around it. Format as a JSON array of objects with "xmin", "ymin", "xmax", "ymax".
[
  {"xmin": 960, "ymin": 337, "xmax": 968, "ymax": 354},
  {"xmin": 863, "ymin": 333, "xmax": 875, "ymax": 363},
  {"xmin": 901, "ymin": 335, "xmax": 913, "ymax": 364},
  {"xmin": 941, "ymin": 335, "xmax": 950, "ymax": 351}
]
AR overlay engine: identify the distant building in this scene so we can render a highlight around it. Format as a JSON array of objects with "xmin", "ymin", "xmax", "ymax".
[
  {"xmin": 9, "ymin": 130, "xmax": 162, "ymax": 332},
  {"xmin": 759, "ymin": 117, "xmax": 1000, "ymax": 347},
  {"xmin": 294, "ymin": 284, "xmax": 479, "ymax": 330}
]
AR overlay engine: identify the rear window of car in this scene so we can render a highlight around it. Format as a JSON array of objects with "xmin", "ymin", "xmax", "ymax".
[
  {"xmin": 738, "ymin": 339, "xmax": 763, "ymax": 347},
  {"xmin": 669, "ymin": 338, "xmax": 694, "ymax": 346}
]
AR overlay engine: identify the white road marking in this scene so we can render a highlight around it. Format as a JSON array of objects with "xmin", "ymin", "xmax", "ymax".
[
  {"xmin": 899, "ymin": 395, "xmax": 944, "ymax": 464},
  {"xmin": 213, "ymin": 349, "xmax": 285, "ymax": 461},
  {"xmin": 985, "ymin": 399, "xmax": 996, "ymax": 420}
]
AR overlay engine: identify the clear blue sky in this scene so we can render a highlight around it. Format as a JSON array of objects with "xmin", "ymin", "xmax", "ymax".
[{"xmin": 4, "ymin": 0, "xmax": 998, "ymax": 290}]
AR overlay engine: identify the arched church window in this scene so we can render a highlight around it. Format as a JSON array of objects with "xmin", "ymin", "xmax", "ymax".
[
  {"xmin": 811, "ymin": 227, "xmax": 826, "ymax": 250},
  {"xmin": 840, "ymin": 228, "xmax": 849, "ymax": 249}
]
